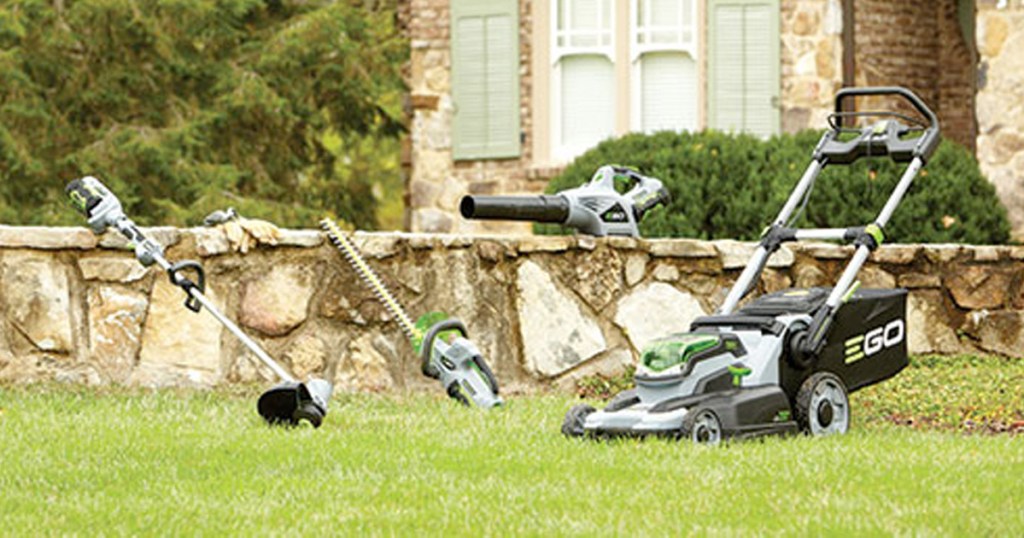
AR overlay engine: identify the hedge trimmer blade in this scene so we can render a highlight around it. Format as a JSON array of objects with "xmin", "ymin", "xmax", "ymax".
[
  {"xmin": 321, "ymin": 218, "xmax": 503, "ymax": 409},
  {"xmin": 320, "ymin": 218, "xmax": 419, "ymax": 344}
]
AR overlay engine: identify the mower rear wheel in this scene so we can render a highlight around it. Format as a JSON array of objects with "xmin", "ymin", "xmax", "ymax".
[
  {"xmin": 680, "ymin": 408, "xmax": 723, "ymax": 445},
  {"xmin": 562, "ymin": 404, "xmax": 596, "ymax": 438},
  {"xmin": 795, "ymin": 372, "xmax": 849, "ymax": 436}
]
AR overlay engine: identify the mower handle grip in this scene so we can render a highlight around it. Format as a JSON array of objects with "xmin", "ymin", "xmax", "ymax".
[{"xmin": 833, "ymin": 86, "xmax": 938, "ymax": 130}]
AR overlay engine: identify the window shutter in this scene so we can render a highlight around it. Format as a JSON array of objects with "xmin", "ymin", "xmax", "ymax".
[
  {"xmin": 451, "ymin": 0, "xmax": 521, "ymax": 160},
  {"xmin": 707, "ymin": 0, "xmax": 780, "ymax": 137}
]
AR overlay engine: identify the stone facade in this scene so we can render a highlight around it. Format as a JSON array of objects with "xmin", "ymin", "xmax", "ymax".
[
  {"xmin": 403, "ymin": 1, "xmax": 1024, "ymax": 239},
  {"xmin": 854, "ymin": 0, "xmax": 976, "ymax": 151},
  {"xmin": 976, "ymin": 0, "xmax": 1024, "ymax": 238},
  {"xmin": 403, "ymin": 0, "xmax": 546, "ymax": 235},
  {"xmin": 780, "ymin": 0, "xmax": 844, "ymax": 133},
  {"xmin": 1, "ymin": 226, "xmax": 1022, "ymax": 392}
]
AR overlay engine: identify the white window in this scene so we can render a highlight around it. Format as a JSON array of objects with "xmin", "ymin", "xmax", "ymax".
[
  {"xmin": 552, "ymin": 0, "xmax": 616, "ymax": 162},
  {"xmin": 630, "ymin": 0, "xmax": 699, "ymax": 133}
]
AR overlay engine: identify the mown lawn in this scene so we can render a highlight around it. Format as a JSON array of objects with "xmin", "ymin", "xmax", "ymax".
[{"xmin": 1, "ymin": 355, "xmax": 1022, "ymax": 536}]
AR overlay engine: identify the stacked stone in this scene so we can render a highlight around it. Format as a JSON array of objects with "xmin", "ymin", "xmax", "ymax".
[
  {"xmin": 404, "ymin": 0, "xmax": 545, "ymax": 235},
  {"xmin": 977, "ymin": 1, "xmax": 1024, "ymax": 239},
  {"xmin": 780, "ymin": 0, "xmax": 845, "ymax": 133},
  {"xmin": 1, "ymin": 226, "xmax": 1022, "ymax": 392}
]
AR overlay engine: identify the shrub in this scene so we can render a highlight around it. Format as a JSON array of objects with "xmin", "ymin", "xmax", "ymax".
[{"xmin": 541, "ymin": 130, "xmax": 1011, "ymax": 244}]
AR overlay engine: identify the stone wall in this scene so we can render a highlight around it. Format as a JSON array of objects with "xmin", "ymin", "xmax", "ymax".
[
  {"xmin": 780, "ymin": 0, "xmax": 844, "ymax": 133},
  {"xmin": 1, "ymin": 226, "xmax": 1021, "ymax": 392},
  {"xmin": 976, "ymin": 0, "xmax": 1024, "ymax": 239}
]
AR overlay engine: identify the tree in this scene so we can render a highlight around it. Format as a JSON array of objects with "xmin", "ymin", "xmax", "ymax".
[{"xmin": 0, "ymin": 0, "xmax": 406, "ymax": 228}]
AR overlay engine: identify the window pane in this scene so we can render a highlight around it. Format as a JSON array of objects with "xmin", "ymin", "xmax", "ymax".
[
  {"xmin": 651, "ymin": 0, "xmax": 680, "ymax": 26},
  {"xmin": 641, "ymin": 52, "xmax": 698, "ymax": 133},
  {"xmin": 561, "ymin": 55, "xmax": 615, "ymax": 154}
]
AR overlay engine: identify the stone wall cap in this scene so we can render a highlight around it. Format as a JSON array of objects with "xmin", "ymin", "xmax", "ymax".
[
  {"xmin": 874, "ymin": 245, "xmax": 921, "ymax": 265},
  {"xmin": 646, "ymin": 238, "xmax": 718, "ymax": 258},
  {"xmin": 101, "ymin": 227, "xmax": 181, "ymax": 250},
  {"xmin": 0, "ymin": 225, "xmax": 98, "ymax": 250},
  {"xmin": 277, "ymin": 229, "xmax": 324, "ymax": 248},
  {"xmin": 797, "ymin": 242, "xmax": 853, "ymax": 259}
]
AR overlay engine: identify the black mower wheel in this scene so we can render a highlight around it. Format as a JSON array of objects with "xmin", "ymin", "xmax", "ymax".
[
  {"xmin": 795, "ymin": 372, "xmax": 850, "ymax": 436},
  {"xmin": 680, "ymin": 407, "xmax": 723, "ymax": 445},
  {"xmin": 561, "ymin": 404, "xmax": 596, "ymax": 438}
]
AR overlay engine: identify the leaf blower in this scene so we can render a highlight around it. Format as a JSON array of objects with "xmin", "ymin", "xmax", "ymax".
[{"xmin": 459, "ymin": 165, "xmax": 671, "ymax": 237}]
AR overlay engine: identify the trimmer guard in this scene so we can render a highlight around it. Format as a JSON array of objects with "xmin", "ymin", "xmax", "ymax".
[{"xmin": 257, "ymin": 379, "xmax": 333, "ymax": 428}]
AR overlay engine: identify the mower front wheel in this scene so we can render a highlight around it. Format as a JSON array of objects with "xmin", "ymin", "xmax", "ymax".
[
  {"xmin": 680, "ymin": 408, "xmax": 723, "ymax": 445},
  {"xmin": 795, "ymin": 372, "xmax": 850, "ymax": 436},
  {"xmin": 562, "ymin": 404, "xmax": 595, "ymax": 438}
]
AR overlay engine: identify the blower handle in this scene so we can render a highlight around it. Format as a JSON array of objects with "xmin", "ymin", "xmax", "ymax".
[{"xmin": 611, "ymin": 166, "xmax": 671, "ymax": 219}]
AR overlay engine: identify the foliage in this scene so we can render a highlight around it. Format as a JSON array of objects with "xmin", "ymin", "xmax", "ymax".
[
  {"xmin": 0, "ymin": 0, "xmax": 406, "ymax": 229},
  {"xmin": 1, "ymin": 369, "xmax": 1023, "ymax": 534},
  {"xmin": 853, "ymin": 354, "xmax": 1024, "ymax": 434},
  {"xmin": 574, "ymin": 365, "xmax": 635, "ymax": 400},
  {"xmin": 543, "ymin": 130, "xmax": 1011, "ymax": 244}
]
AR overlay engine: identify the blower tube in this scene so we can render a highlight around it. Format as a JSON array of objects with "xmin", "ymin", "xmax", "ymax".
[{"xmin": 460, "ymin": 195, "xmax": 570, "ymax": 224}]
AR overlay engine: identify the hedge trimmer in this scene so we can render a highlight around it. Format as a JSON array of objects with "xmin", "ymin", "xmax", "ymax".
[{"xmin": 320, "ymin": 218, "xmax": 502, "ymax": 408}]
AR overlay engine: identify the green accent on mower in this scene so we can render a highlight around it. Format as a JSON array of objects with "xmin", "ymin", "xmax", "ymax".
[
  {"xmin": 728, "ymin": 363, "xmax": 752, "ymax": 386},
  {"xmin": 641, "ymin": 334, "xmax": 720, "ymax": 372}
]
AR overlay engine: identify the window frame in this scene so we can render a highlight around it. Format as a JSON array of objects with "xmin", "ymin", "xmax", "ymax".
[
  {"xmin": 629, "ymin": 0, "xmax": 701, "ymax": 133},
  {"xmin": 550, "ymin": 0, "xmax": 617, "ymax": 162}
]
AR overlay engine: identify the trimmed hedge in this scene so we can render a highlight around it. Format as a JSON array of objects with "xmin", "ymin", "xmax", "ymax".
[{"xmin": 540, "ymin": 130, "xmax": 1011, "ymax": 244}]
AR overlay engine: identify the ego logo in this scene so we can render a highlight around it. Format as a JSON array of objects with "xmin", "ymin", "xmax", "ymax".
[{"xmin": 844, "ymin": 319, "xmax": 904, "ymax": 364}]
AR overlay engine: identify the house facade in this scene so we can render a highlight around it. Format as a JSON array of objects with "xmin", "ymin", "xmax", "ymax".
[{"xmin": 399, "ymin": 0, "xmax": 1024, "ymax": 238}]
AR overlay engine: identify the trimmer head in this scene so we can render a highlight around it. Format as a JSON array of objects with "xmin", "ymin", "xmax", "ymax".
[{"xmin": 257, "ymin": 378, "xmax": 333, "ymax": 428}]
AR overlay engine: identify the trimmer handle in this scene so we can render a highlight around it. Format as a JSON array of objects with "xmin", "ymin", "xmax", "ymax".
[
  {"xmin": 420, "ymin": 319, "xmax": 469, "ymax": 378},
  {"xmin": 65, "ymin": 176, "xmax": 130, "ymax": 235}
]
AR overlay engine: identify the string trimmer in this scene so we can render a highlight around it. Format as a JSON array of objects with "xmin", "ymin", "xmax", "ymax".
[
  {"xmin": 66, "ymin": 176, "xmax": 332, "ymax": 428},
  {"xmin": 320, "ymin": 218, "xmax": 501, "ymax": 408}
]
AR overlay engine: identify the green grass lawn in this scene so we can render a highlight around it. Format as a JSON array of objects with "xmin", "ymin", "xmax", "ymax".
[{"xmin": 1, "ymin": 356, "xmax": 1022, "ymax": 536}]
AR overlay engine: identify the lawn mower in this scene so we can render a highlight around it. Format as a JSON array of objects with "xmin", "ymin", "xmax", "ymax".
[
  {"xmin": 460, "ymin": 165, "xmax": 671, "ymax": 237},
  {"xmin": 563, "ymin": 87, "xmax": 940, "ymax": 444},
  {"xmin": 320, "ymin": 218, "xmax": 502, "ymax": 408},
  {"xmin": 66, "ymin": 177, "xmax": 332, "ymax": 428}
]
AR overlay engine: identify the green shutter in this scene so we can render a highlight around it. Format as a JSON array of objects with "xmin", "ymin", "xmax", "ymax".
[
  {"xmin": 451, "ymin": 0, "xmax": 521, "ymax": 160},
  {"xmin": 707, "ymin": 0, "xmax": 780, "ymax": 137}
]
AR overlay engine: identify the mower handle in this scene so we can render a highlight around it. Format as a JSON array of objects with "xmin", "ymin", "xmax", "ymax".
[{"xmin": 833, "ymin": 86, "xmax": 938, "ymax": 130}]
